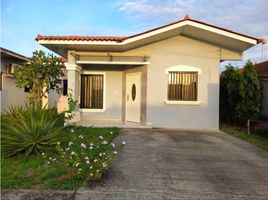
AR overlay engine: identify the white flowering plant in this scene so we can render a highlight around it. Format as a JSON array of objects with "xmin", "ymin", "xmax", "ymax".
[{"xmin": 42, "ymin": 126, "xmax": 125, "ymax": 180}]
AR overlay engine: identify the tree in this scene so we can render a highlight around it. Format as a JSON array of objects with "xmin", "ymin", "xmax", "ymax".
[
  {"xmin": 220, "ymin": 64, "xmax": 242, "ymax": 123},
  {"xmin": 15, "ymin": 50, "xmax": 64, "ymax": 108},
  {"xmin": 220, "ymin": 60, "xmax": 260, "ymax": 125},
  {"xmin": 236, "ymin": 60, "xmax": 260, "ymax": 122}
]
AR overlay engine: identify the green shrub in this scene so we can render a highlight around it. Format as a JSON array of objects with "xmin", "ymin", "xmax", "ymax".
[
  {"xmin": 220, "ymin": 60, "xmax": 260, "ymax": 125},
  {"xmin": 43, "ymin": 127, "xmax": 124, "ymax": 180},
  {"xmin": 1, "ymin": 105, "xmax": 66, "ymax": 158}
]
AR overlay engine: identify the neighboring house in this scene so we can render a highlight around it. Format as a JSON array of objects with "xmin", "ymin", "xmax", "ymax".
[
  {"xmin": 254, "ymin": 61, "xmax": 268, "ymax": 118},
  {"xmin": 0, "ymin": 47, "xmax": 29, "ymax": 112},
  {"xmin": 37, "ymin": 15, "xmax": 263, "ymax": 129}
]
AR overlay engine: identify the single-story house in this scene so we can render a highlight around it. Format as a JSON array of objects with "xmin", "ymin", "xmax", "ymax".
[
  {"xmin": 0, "ymin": 47, "xmax": 29, "ymax": 112},
  {"xmin": 255, "ymin": 61, "xmax": 268, "ymax": 118},
  {"xmin": 37, "ymin": 15, "xmax": 263, "ymax": 129}
]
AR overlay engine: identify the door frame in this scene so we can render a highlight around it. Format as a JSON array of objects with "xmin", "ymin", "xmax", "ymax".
[
  {"xmin": 122, "ymin": 65, "xmax": 147, "ymax": 125},
  {"xmin": 125, "ymin": 72, "xmax": 141, "ymax": 123}
]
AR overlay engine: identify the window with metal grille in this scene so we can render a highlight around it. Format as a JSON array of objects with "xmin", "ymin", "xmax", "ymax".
[
  {"xmin": 168, "ymin": 72, "xmax": 198, "ymax": 101},
  {"xmin": 80, "ymin": 74, "xmax": 104, "ymax": 109}
]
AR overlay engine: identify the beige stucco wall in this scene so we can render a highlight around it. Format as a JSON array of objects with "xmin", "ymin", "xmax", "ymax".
[
  {"xmin": 80, "ymin": 70, "xmax": 123, "ymax": 120},
  {"xmin": 0, "ymin": 57, "xmax": 28, "ymax": 112},
  {"xmin": 128, "ymin": 36, "xmax": 221, "ymax": 129}
]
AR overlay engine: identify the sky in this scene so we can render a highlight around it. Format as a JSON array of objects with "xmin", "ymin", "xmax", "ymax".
[{"xmin": 1, "ymin": 0, "xmax": 268, "ymax": 70}]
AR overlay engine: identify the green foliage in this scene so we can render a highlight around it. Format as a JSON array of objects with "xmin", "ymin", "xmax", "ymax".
[
  {"xmin": 221, "ymin": 124, "xmax": 268, "ymax": 152},
  {"xmin": 65, "ymin": 89, "xmax": 78, "ymax": 121},
  {"xmin": 43, "ymin": 127, "xmax": 124, "ymax": 180},
  {"xmin": 1, "ymin": 105, "xmax": 65, "ymax": 159},
  {"xmin": 15, "ymin": 50, "xmax": 64, "ymax": 107},
  {"xmin": 1, "ymin": 127, "xmax": 121, "ymax": 190},
  {"xmin": 220, "ymin": 64, "xmax": 242, "ymax": 123},
  {"xmin": 237, "ymin": 61, "xmax": 260, "ymax": 122},
  {"xmin": 220, "ymin": 60, "xmax": 260, "ymax": 124}
]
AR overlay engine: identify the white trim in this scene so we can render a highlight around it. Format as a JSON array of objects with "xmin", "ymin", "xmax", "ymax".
[
  {"xmin": 76, "ymin": 61, "xmax": 150, "ymax": 65},
  {"xmin": 165, "ymin": 100, "xmax": 201, "ymax": 105},
  {"xmin": 187, "ymin": 21, "xmax": 257, "ymax": 44},
  {"xmin": 38, "ymin": 20, "xmax": 258, "ymax": 46},
  {"xmin": 165, "ymin": 65, "xmax": 202, "ymax": 74},
  {"xmin": 64, "ymin": 63, "xmax": 82, "ymax": 71},
  {"xmin": 80, "ymin": 108, "xmax": 105, "ymax": 113},
  {"xmin": 80, "ymin": 71, "xmax": 106, "ymax": 112}
]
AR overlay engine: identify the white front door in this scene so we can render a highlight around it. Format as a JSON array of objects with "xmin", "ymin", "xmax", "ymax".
[{"xmin": 126, "ymin": 73, "xmax": 141, "ymax": 123}]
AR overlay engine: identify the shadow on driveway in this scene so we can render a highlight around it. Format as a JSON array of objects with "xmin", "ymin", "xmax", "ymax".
[{"xmin": 76, "ymin": 128, "xmax": 268, "ymax": 200}]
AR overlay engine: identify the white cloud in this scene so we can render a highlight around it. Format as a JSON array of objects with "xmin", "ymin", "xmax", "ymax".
[{"xmin": 118, "ymin": 0, "xmax": 268, "ymax": 64}]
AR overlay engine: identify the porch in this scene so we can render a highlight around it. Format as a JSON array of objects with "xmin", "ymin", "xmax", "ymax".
[{"xmin": 65, "ymin": 51, "xmax": 150, "ymax": 127}]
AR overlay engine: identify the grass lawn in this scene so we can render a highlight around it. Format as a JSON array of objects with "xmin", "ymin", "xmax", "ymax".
[
  {"xmin": 220, "ymin": 124, "xmax": 268, "ymax": 152},
  {"xmin": 1, "ymin": 126, "xmax": 120, "ymax": 190}
]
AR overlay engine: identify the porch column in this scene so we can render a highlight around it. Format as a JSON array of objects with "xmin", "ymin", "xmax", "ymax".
[{"xmin": 65, "ymin": 63, "xmax": 81, "ymax": 123}]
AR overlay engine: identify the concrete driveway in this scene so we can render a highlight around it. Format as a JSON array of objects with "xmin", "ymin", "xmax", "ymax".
[{"xmin": 76, "ymin": 129, "xmax": 268, "ymax": 200}]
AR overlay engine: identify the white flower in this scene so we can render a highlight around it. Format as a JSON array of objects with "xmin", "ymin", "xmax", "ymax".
[
  {"xmin": 90, "ymin": 166, "xmax": 93, "ymax": 169},
  {"xmin": 99, "ymin": 153, "xmax": 102, "ymax": 157},
  {"xmin": 103, "ymin": 163, "xmax": 107, "ymax": 168},
  {"xmin": 70, "ymin": 129, "xmax": 74, "ymax": 133},
  {"xmin": 86, "ymin": 160, "xmax": 90, "ymax": 165},
  {"xmin": 93, "ymin": 159, "xmax": 98, "ymax": 163},
  {"xmin": 98, "ymin": 136, "xmax": 103, "ymax": 140},
  {"xmin": 65, "ymin": 147, "xmax": 70, "ymax": 151},
  {"xmin": 111, "ymin": 143, "xmax": 115, "ymax": 148},
  {"xmin": 41, "ymin": 153, "xmax": 45, "ymax": 156},
  {"xmin": 81, "ymin": 143, "xmax": 86, "ymax": 148},
  {"xmin": 89, "ymin": 146, "xmax": 93, "ymax": 150},
  {"xmin": 110, "ymin": 131, "xmax": 113, "ymax": 135},
  {"xmin": 68, "ymin": 142, "xmax": 73, "ymax": 146},
  {"xmin": 96, "ymin": 169, "xmax": 100, "ymax": 173},
  {"xmin": 78, "ymin": 168, "xmax": 82, "ymax": 171},
  {"xmin": 85, "ymin": 156, "xmax": 89, "ymax": 160},
  {"xmin": 103, "ymin": 152, "xmax": 106, "ymax": 155},
  {"xmin": 49, "ymin": 157, "xmax": 52, "ymax": 160},
  {"xmin": 102, "ymin": 140, "xmax": 108, "ymax": 145},
  {"xmin": 90, "ymin": 173, "xmax": 93, "ymax": 176},
  {"xmin": 71, "ymin": 151, "xmax": 76, "ymax": 155},
  {"xmin": 90, "ymin": 143, "xmax": 94, "ymax": 146},
  {"xmin": 122, "ymin": 141, "xmax": 126, "ymax": 145},
  {"xmin": 113, "ymin": 151, "xmax": 117, "ymax": 155},
  {"xmin": 78, "ymin": 135, "xmax": 83, "ymax": 139},
  {"xmin": 75, "ymin": 163, "xmax": 80, "ymax": 167},
  {"xmin": 57, "ymin": 142, "xmax": 60, "ymax": 145},
  {"xmin": 47, "ymin": 161, "xmax": 50, "ymax": 164},
  {"xmin": 52, "ymin": 158, "xmax": 56, "ymax": 161}
]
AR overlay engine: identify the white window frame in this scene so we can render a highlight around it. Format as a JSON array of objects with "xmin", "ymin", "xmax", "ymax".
[
  {"xmin": 165, "ymin": 65, "xmax": 201, "ymax": 105},
  {"xmin": 80, "ymin": 71, "xmax": 106, "ymax": 112}
]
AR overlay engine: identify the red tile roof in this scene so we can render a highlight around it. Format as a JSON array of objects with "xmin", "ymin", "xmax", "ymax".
[
  {"xmin": 255, "ymin": 60, "xmax": 268, "ymax": 70},
  {"xmin": 36, "ymin": 15, "xmax": 263, "ymax": 44},
  {"xmin": 36, "ymin": 35, "xmax": 126, "ymax": 42}
]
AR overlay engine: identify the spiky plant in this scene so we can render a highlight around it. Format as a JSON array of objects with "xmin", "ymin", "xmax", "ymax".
[{"xmin": 1, "ymin": 105, "xmax": 65, "ymax": 159}]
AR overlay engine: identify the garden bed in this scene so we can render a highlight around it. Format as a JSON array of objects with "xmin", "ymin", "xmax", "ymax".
[{"xmin": 1, "ymin": 126, "xmax": 121, "ymax": 190}]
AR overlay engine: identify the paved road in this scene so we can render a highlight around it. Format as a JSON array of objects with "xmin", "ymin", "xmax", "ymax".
[{"xmin": 75, "ymin": 129, "xmax": 268, "ymax": 200}]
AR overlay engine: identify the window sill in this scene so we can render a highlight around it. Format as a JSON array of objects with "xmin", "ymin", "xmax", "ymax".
[
  {"xmin": 165, "ymin": 100, "xmax": 201, "ymax": 105},
  {"xmin": 80, "ymin": 108, "xmax": 105, "ymax": 113}
]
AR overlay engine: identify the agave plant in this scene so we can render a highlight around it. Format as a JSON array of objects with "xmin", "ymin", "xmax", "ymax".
[{"xmin": 1, "ymin": 105, "xmax": 66, "ymax": 158}]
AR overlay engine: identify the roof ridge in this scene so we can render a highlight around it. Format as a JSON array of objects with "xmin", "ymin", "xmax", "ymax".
[{"xmin": 36, "ymin": 15, "xmax": 262, "ymax": 43}]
